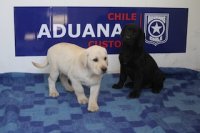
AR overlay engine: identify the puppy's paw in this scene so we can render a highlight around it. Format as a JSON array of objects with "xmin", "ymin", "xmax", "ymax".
[
  {"xmin": 49, "ymin": 90, "xmax": 59, "ymax": 97},
  {"xmin": 112, "ymin": 83, "xmax": 123, "ymax": 89},
  {"xmin": 88, "ymin": 102, "xmax": 99, "ymax": 112},
  {"xmin": 77, "ymin": 96, "xmax": 88, "ymax": 104},
  {"xmin": 128, "ymin": 91, "xmax": 140, "ymax": 98}
]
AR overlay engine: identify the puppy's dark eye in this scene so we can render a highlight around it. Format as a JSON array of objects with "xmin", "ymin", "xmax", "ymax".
[
  {"xmin": 104, "ymin": 57, "xmax": 107, "ymax": 60},
  {"xmin": 93, "ymin": 58, "xmax": 98, "ymax": 62}
]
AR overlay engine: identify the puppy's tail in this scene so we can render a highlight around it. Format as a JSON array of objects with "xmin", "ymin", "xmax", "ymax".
[{"xmin": 32, "ymin": 60, "xmax": 49, "ymax": 69}]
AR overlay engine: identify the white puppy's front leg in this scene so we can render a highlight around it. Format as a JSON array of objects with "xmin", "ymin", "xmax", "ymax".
[
  {"xmin": 88, "ymin": 84, "xmax": 100, "ymax": 112},
  {"xmin": 71, "ymin": 79, "xmax": 88, "ymax": 104}
]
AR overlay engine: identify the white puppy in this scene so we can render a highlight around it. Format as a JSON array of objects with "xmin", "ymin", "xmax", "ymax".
[{"xmin": 32, "ymin": 42, "xmax": 108, "ymax": 112}]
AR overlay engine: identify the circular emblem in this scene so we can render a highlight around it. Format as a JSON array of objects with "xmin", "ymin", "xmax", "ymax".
[{"xmin": 148, "ymin": 19, "xmax": 165, "ymax": 38}]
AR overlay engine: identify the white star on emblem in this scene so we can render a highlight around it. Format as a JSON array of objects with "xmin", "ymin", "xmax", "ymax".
[{"xmin": 151, "ymin": 22, "xmax": 162, "ymax": 34}]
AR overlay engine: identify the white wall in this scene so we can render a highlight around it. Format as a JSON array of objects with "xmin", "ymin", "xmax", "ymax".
[{"xmin": 0, "ymin": 0, "xmax": 200, "ymax": 73}]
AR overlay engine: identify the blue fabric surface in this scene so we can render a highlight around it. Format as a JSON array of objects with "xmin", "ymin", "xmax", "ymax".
[{"xmin": 0, "ymin": 68, "xmax": 200, "ymax": 133}]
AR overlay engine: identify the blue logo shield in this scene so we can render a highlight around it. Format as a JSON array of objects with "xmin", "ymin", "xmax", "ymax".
[{"xmin": 144, "ymin": 13, "xmax": 169, "ymax": 46}]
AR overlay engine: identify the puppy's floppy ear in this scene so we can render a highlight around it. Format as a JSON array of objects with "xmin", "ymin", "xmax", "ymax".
[
  {"xmin": 121, "ymin": 25, "xmax": 127, "ymax": 37},
  {"xmin": 137, "ymin": 28, "xmax": 145, "ymax": 49},
  {"xmin": 80, "ymin": 50, "xmax": 88, "ymax": 67}
]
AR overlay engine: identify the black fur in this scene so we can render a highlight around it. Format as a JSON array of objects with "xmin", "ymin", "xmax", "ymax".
[{"xmin": 112, "ymin": 23, "xmax": 165, "ymax": 98}]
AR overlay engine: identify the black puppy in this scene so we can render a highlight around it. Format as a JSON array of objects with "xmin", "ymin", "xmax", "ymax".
[{"xmin": 112, "ymin": 23, "xmax": 165, "ymax": 98}]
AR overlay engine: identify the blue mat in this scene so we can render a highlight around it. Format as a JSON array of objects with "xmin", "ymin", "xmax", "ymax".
[{"xmin": 0, "ymin": 68, "xmax": 200, "ymax": 133}]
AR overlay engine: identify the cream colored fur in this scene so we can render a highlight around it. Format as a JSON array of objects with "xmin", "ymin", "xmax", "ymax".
[{"xmin": 32, "ymin": 42, "xmax": 108, "ymax": 112}]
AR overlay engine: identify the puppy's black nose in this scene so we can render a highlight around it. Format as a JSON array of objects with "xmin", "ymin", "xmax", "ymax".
[{"xmin": 101, "ymin": 67, "xmax": 107, "ymax": 73}]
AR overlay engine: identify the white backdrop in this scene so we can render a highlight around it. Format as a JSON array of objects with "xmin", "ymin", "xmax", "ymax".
[{"xmin": 0, "ymin": 0, "xmax": 200, "ymax": 73}]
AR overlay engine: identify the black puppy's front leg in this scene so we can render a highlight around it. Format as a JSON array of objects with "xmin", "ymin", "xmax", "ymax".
[
  {"xmin": 128, "ymin": 73, "xmax": 143, "ymax": 98},
  {"xmin": 112, "ymin": 64, "xmax": 127, "ymax": 89}
]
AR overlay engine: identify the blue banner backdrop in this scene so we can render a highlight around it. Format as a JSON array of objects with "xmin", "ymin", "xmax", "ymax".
[{"xmin": 14, "ymin": 7, "xmax": 188, "ymax": 56}]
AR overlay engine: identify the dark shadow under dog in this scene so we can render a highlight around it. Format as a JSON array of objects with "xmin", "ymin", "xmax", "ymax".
[{"xmin": 112, "ymin": 23, "xmax": 165, "ymax": 98}]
